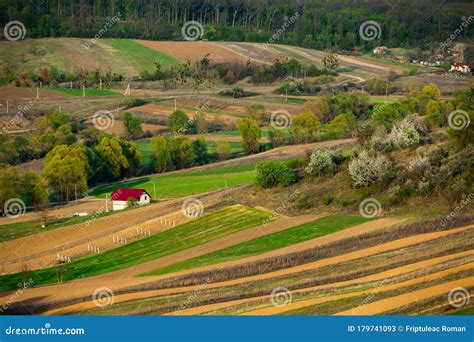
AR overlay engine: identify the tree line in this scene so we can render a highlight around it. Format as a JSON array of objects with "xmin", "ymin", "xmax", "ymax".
[{"xmin": 1, "ymin": 1, "xmax": 473, "ymax": 51}]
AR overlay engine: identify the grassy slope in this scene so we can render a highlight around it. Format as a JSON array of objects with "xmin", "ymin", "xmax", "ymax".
[
  {"xmin": 90, "ymin": 163, "xmax": 256, "ymax": 199},
  {"xmin": 142, "ymin": 215, "xmax": 371, "ymax": 276},
  {"xmin": 102, "ymin": 39, "xmax": 180, "ymax": 72},
  {"xmin": 0, "ymin": 206, "xmax": 273, "ymax": 291},
  {"xmin": 0, "ymin": 39, "xmax": 69, "ymax": 73}
]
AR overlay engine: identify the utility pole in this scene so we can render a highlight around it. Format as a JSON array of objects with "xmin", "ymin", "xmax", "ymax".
[
  {"xmin": 75, "ymin": 185, "xmax": 77, "ymax": 204},
  {"xmin": 153, "ymin": 181, "xmax": 157, "ymax": 198},
  {"xmin": 105, "ymin": 194, "xmax": 109, "ymax": 212},
  {"xmin": 83, "ymin": 85, "xmax": 86, "ymax": 97}
]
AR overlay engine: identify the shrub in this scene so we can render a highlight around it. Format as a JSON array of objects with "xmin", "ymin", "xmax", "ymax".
[
  {"xmin": 322, "ymin": 195, "xmax": 334, "ymax": 205},
  {"xmin": 296, "ymin": 195, "xmax": 312, "ymax": 209},
  {"xmin": 255, "ymin": 161, "xmax": 295, "ymax": 188},
  {"xmin": 305, "ymin": 149, "xmax": 334, "ymax": 176},
  {"xmin": 389, "ymin": 125, "xmax": 420, "ymax": 149},
  {"xmin": 348, "ymin": 150, "xmax": 392, "ymax": 187}
]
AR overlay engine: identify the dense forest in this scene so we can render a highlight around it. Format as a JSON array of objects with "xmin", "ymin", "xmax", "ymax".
[{"xmin": 0, "ymin": 0, "xmax": 473, "ymax": 50}]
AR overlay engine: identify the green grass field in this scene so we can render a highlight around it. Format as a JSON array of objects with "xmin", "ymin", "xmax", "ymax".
[
  {"xmin": 90, "ymin": 163, "xmax": 257, "ymax": 199},
  {"xmin": 49, "ymin": 87, "xmax": 120, "ymax": 97},
  {"xmin": 142, "ymin": 215, "xmax": 371, "ymax": 276},
  {"xmin": 0, "ymin": 206, "xmax": 273, "ymax": 291},
  {"xmin": 103, "ymin": 39, "xmax": 180, "ymax": 72},
  {"xmin": 136, "ymin": 139, "xmax": 245, "ymax": 164}
]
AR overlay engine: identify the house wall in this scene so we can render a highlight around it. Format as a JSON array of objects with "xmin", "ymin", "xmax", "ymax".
[{"xmin": 112, "ymin": 201, "xmax": 128, "ymax": 211}]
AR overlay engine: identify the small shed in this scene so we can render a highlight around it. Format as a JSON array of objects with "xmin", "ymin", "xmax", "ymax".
[{"xmin": 111, "ymin": 188, "xmax": 151, "ymax": 211}]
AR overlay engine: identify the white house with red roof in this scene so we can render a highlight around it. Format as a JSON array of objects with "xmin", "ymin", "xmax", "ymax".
[{"xmin": 111, "ymin": 188, "xmax": 151, "ymax": 211}]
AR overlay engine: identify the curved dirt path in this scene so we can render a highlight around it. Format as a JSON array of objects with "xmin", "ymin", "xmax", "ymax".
[
  {"xmin": 243, "ymin": 263, "xmax": 474, "ymax": 315},
  {"xmin": 169, "ymin": 250, "xmax": 474, "ymax": 315}
]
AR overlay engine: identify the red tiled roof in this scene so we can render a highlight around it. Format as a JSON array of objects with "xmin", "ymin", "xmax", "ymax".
[{"xmin": 111, "ymin": 188, "xmax": 149, "ymax": 201}]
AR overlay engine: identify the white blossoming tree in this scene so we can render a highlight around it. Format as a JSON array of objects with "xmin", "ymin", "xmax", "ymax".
[{"xmin": 348, "ymin": 150, "xmax": 392, "ymax": 187}]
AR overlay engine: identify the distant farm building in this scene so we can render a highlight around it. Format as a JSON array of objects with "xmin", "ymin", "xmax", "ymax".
[
  {"xmin": 450, "ymin": 62, "xmax": 471, "ymax": 74},
  {"xmin": 373, "ymin": 46, "xmax": 390, "ymax": 55},
  {"xmin": 111, "ymin": 188, "xmax": 151, "ymax": 211}
]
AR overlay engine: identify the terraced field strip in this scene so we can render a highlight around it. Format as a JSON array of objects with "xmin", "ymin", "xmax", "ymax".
[
  {"xmin": 166, "ymin": 250, "xmax": 474, "ymax": 315},
  {"xmin": 199, "ymin": 225, "xmax": 474, "ymax": 290},
  {"xmin": 143, "ymin": 215, "xmax": 372, "ymax": 276},
  {"xmin": 242, "ymin": 263, "xmax": 474, "ymax": 315},
  {"xmin": 336, "ymin": 277, "xmax": 474, "ymax": 316},
  {"xmin": 42, "ymin": 215, "xmax": 318, "ymax": 315},
  {"xmin": 1, "ymin": 209, "xmax": 198, "ymax": 275},
  {"xmin": 0, "ymin": 205, "xmax": 273, "ymax": 291},
  {"xmin": 91, "ymin": 163, "xmax": 256, "ymax": 199},
  {"xmin": 145, "ymin": 218, "xmax": 400, "ymax": 281},
  {"xmin": 137, "ymin": 41, "xmax": 250, "ymax": 65},
  {"xmin": 103, "ymin": 39, "xmax": 180, "ymax": 72}
]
